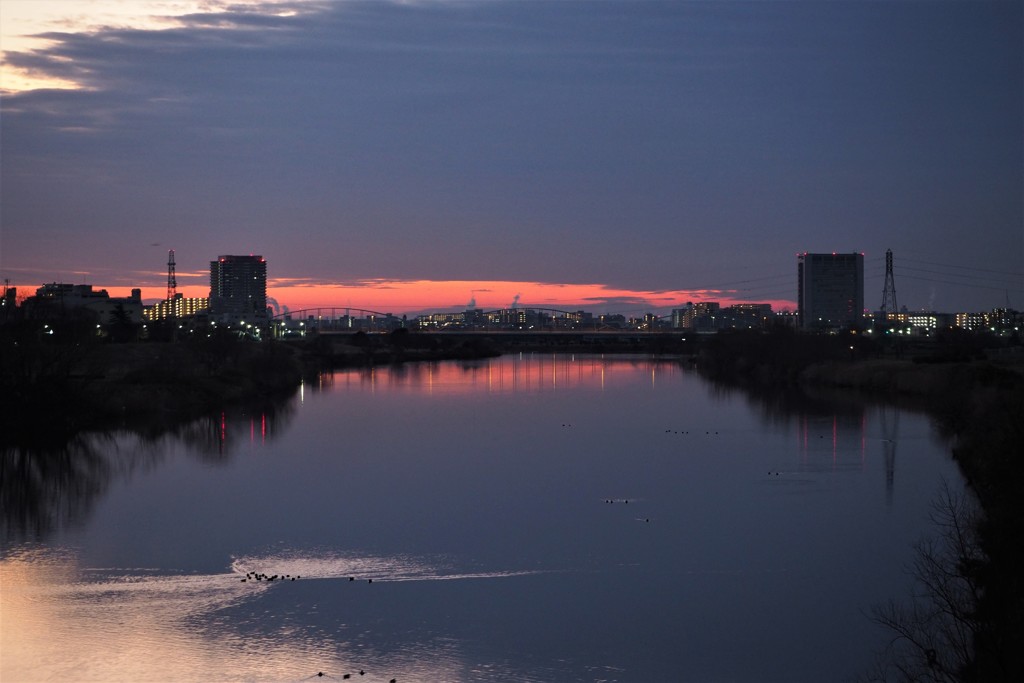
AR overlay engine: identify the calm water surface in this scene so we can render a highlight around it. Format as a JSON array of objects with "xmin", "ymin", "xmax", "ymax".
[{"xmin": 2, "ymin": 355, "xmax": 964, "ymax": 682}]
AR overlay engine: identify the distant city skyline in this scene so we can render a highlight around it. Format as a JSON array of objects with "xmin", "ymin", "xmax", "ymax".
[
  {"xmin": 5, "ymin": 248, "xmax": 1019, "ymax": 319},
  {"xmin": 6, "ymin": 253, "xmax": 1015, "ymax": 321},
  {"xmin": 2, "ymin": 1, "xmax": 1021, "ymax": 316}
]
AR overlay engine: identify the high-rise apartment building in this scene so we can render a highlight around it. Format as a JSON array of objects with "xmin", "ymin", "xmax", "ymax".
[
  {"xmin": 797, "ymin": 252, "xmax": 864, "ymax": 331},
  {"xmin": 209, "ymin": 255, "xmax": 267, "ymax": 322}
]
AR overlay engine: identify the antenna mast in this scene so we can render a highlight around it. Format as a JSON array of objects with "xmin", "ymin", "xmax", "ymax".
[
  {"xmin": 880, "ymin": 248, "xmax": 898, "ymax": 316},
  {"xmin": 167, "ymin": 249, "xmax": 177, "ymax": 303}
]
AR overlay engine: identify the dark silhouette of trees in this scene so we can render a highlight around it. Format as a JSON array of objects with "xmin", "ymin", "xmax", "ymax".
[
  {"xmin": 865, "ymin": 374, "xmax": 1024, "ymax": 682},
  {"xmin": 108, "ymin": 303, "xmax": 141, "ymax": 342},
  {"xmin": 864, "ymin": 485, "xmax": 983, "ymax": 682}
]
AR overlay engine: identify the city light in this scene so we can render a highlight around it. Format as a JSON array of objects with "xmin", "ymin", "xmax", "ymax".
[{"xmin": 6, "ymin": 253, "xmax": 1021, "ymax": 337}]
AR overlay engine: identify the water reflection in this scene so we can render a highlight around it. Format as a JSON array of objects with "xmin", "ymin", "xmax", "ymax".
[
  {"xmin": 880, "ymin": 407, "xmax": 900, "ymax": 505},
  {"xmin": 2, "ymin": 355, "xmax": 962, "ymax": 682},
  {"xmin": 1, "ymin": 434, "xmax": 116, "ymax": 542},
  {"xmin": 1, "ymin": 400, "xmax": 296, "ymax": 545},
  {"xmin": 1, "ymin": 545, "xmax": 547, "ymax": 682},
  {"xmin": 706, "ymin": 378, "xmax": 924, "ymax": 507},
  {"xmin": 307, "ymin": 354, "xmax": 685, "ymax": 397}
]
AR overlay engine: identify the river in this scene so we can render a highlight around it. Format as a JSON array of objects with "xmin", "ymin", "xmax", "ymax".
[{"xmin": 1, "ymin": 354, "xmax": 964, "ymax": 682}]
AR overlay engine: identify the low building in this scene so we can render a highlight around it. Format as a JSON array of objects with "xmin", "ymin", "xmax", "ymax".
[
  {"xmin": 22, "ymin": 283, "xmax": 144, "ymax": 325},
  {"xmin": 955, "ymin": 308, "xmax": 1022, "ymax": 335},
  {"xmin": 144, "ymin": 293, "xmax": 211, "ymax": 321},
  {"xmin": 676, "ymin": 302, "xmax": 720, "ymax": 331},
  {"xmin": 720, "ymin": 303, "xmax": 773, "ymax": 330},
  {"xmin": 0, "ymin": 285, "xmax": 16, "ymax": 322},
  {"xmin": 598, "ymin": 314, "xmax": 627, "ymax": 329}
]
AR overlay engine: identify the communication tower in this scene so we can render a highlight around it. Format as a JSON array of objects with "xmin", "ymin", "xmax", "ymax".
[
  {"xmin": 880, "ymin": 249, "xmax": 897, "ymax": 316},
  {"xmin": 167, "ymin": 249, "xmax": 177, "ymax": 303}
]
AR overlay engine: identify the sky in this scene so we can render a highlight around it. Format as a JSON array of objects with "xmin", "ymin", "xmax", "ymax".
[{"xmin": 1, "ymin": 0, "xmax": 1021, "ymax": 317}]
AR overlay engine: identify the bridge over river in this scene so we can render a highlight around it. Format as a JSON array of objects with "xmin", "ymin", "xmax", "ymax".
[
  {"xmin": 271, "ymin": 306, "xmax": 675, "ymax": 335},
  {"xmin": 278, "ymin": 328, "xmax": 701, "ymax": 365}
]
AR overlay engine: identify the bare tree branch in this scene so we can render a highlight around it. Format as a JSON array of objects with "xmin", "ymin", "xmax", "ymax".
[{"xmin": 861, "ymin": 482, "xmax": 984, "ymax": 683}]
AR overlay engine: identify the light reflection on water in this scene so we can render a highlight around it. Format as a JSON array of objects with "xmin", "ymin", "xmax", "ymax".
[
  {"xmin": 311, "ymin": 353, "xmax": 682, "ymax": 397},
  {"xmin": 2, "ymin": 546, "xmax": 547, "ymax": 682},
  {"xmin": 231, "ymin": 550, "xmax": 546, "ymax": 583},
  {"xmin": 1, "ymin": 355, "xmax": 962, "ymax": 682}
]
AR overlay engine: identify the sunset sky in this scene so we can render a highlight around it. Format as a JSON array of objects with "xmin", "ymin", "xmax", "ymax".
[{"xmin": 2, "ymin": 0, "xmax": 1021, "ymax": 317}]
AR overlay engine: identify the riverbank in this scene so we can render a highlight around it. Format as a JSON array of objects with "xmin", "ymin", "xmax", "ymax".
[
  {"xmin": 1, "ymin": 331, "xmax": 503, "ymax": 446},
  {"xmin": 302, "ymin": 329, "xmax": 502, "ymax": 367},
  {"xmin": 1, "ymin": 335, "xmax": 305, "ymax": 446},
  {"xmin": 825, "ymin": 362, "xmax": 1023, "ymax": 682},
  {"xmin": 697, "ymin": 329, "xmax": 1023, "ymax": 681}
]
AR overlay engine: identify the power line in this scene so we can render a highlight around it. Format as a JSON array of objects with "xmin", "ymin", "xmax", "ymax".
[
  {"xmin": 895, "ymin": 272, "xmax": 1024, "ymax": 293},
  {"xmin": 897, "ymin": 265, "xmax": 1021, "ymax": 287},
  {"xmin": 899, "ymin": 257, "xmax": 1022, "ymax": 278}
]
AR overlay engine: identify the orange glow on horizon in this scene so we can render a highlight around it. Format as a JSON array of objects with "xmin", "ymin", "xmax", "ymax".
[
  {"xmin": 264, "ymin": 279, "xmax": 795, "ymax": 315},
  {"xmin": 5, "ymin": 278, "xmax": 797, "ymax": 315}
]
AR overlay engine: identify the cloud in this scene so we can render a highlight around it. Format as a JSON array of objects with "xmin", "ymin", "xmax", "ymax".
[{"xmin": 1, "ymin": 1, "xmax": 1020, "ymax": 313}]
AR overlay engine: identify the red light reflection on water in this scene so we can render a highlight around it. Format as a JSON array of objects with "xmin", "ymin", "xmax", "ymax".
[
  {"xmin": 861, "ymin": 412, "xmax": 866, "ymax": 467},
  {"xmin": 833, "ymin": 415, "xmax": 838, "ymax": 469},
  {"xmin": 798, "ymin": 411, "xmax": 867, "ymax": 472},
  {"xmin": 247, "ymin": 414, "xmax": 268, "ymax": 445},
  {"xmin": 318, "ymin": 355, "xmax": 684, "ymax": 396}
]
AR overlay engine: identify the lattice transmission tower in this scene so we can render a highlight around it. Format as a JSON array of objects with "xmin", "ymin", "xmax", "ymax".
[
  {"xmin": 880, "ymin": 405, "xmax": 899, "ymax": 507},
  {"xmin": 166, "ymin": 249, "xmax": 177, "ymax": 303},
  {"xmin": 880, "ymin": 248, "xmax": 898, "ymax": 316}
]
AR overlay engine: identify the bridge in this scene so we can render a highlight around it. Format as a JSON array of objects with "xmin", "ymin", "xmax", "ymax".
[
  {"xmin": 270, "ymin": 307, "xmax": 674, "ymax": 338},
  {"xmin": 272, "ymin": 307, "xmax": 400, "ymax": 322},
  {"xmin": 271, "ymin": 306, "xmax": 610, "ymax": 319},
  {"xmin": 272, "ymin": 306, "xmax": 670, "ymax": 331}
]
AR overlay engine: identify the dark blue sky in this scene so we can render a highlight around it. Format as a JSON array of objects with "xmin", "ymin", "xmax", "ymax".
[{"xmin": 2, "ymin": 0, "xmax": 1021, "ymax": 314}]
